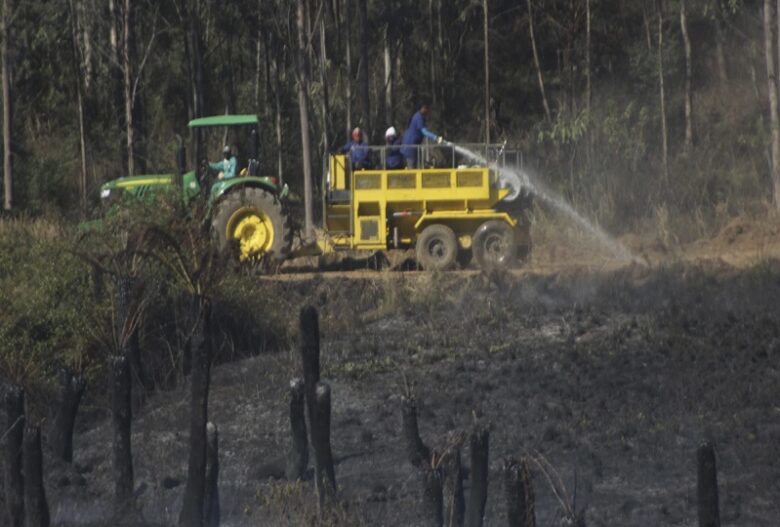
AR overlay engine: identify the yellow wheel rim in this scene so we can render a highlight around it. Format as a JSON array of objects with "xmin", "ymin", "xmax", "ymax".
[{"xmin": 226, "ymin": 207, "xmax": 275, "ymax": 260}]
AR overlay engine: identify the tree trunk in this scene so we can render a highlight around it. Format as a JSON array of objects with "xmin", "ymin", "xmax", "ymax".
[
  {"xmin": 585, "ymin": 0, "xmax": 591, "ymax": 117},
  {"xmin": 429, "ymin": 0, "xmax": 436, "ymax": 105},
  {"xmin": 643, "ymin": 3, "xmax": 653, "ymax": 52},
  {"xmin": 358, "ymin": 0, "xmax": 370, "ymax": 134},
  {"xmin": 680, "ymin": 0, "xmax": 693, "ymax": 153},
  {"xmin": 504, "ymin": 458, "xmax": 535, "ymax": 527},
  {"xmin": 204, "ymin": 422, "xmax": 220, "ymax": 527},
  {"xmin": 401, "ymin": 395, "xmax": 431, "ymax": 469},
  {"xmin": 109, "ymin": 0, "xmax": 125, "ymax": 171},
  {"xmin": 466, "ymin": 426, "xmax": 489, "ymax": 527},
  {"xmin": 4, "ymin": 385, "xmax": 24, "ymax": 527},
  {"xmin": 320, "ymin": 16, "xmax": 331, "ymax": 152},
  {"xmin": 179, "ymin": 297, "xmax": 212, "ymax": 527},
  {"xmin": 111, "ymin": 354, "xmax": 133, "ymax": 508},
  {"xmin": 123, "ymin": 0, "xmax": 135, "ymax": 176},
  {"xmin": 285, "ymin": 378, "xmax": 309, "ymax": 481},
  {"xmin": 382, "ymin": 5, "xmax": 394, "ymax": 128},
  {"xmin": 527, "ymin": 0, "xmax": 551, "ymax": 122},
  {"xmin": 344, "ymin": 0, "xmax": 352, "ymax": 135},
  {"xmin": 23, "ymin": 426, "xmax": 49, "ymax": 527},
  {"xmin": 483, "ymin": 0, "xmax": 490, "ymax": 144},
  {"xmin": 765, "ymin": 0, "xmax": 780, "ymax": 207},
  {"xmin": 255, "ymin": 0, "xmax": 263, "ymax": 113},
  {"xmin": 443, "ymin": 447, "xmax": 465, "ymax": 527},
  {"xmin": 421, "ymin": 466, "xmax": 444, "ymax": 527},
  {"xmin": 2, "ymin": 0, "xmax": 13, "ymax": 211},
  {"xmin": 272, "ymin": 39, "xmax": 284, "ymax": 183},
  {"xmin": 697, "ymin": 442, "xmax": 720, "ymax": 527},
  {"xmin": 657, "ymin": 1, "xmax": 669, "ymax": 182},
  {"xmin": 297, "ymin": 0, "xmax": 314, "ymax": 238},
  {"xmin": 50, "ymin": 369, "xmax": 86, "ymax": 463},
  {"xmin": 714, "ymin": 0, "xmax": 728, "ymax": 83},
  {"xmin": 585, "ymin": 0, "xmax": 592, "ymax": 170},
  {"xmin": 69, "ymin": 0, "xmax": 89, "ymax": 215},
  {"xmin": 187, "ymin": 0, "xmax": 205, "ymax": 167},
  {"xmin": 777, "ymin": 0, "xmax": 780, "ymax": 106},
  {"xmin": 312, "ymin": 382, "xmax": 337, "ymax": 512}
]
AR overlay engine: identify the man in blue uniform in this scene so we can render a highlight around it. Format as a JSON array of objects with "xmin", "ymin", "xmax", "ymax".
[
  {"xmin": 339, "ymin": 127, "xmax": 372, "ymax": 169},
  {"xmin": 384, "ymin": 127, "xmax": 404, "ymax": 169},
  {"xmin": 401, "ymin": 101, "xmax": 444, "ymax": 168},
  {"xmin": 209, "ymin": 145, "xmax": 238, "ymax": 180}
]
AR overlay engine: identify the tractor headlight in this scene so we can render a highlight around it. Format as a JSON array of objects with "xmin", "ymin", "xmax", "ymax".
[{"xmin": 100, "ymin": 188, "xmax": 111, "ymax": 199}]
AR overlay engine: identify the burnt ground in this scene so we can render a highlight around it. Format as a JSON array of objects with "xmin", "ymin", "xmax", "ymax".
[{"xmin": 47, "ymin": 260, "xmax": 780, "ymax": 526}]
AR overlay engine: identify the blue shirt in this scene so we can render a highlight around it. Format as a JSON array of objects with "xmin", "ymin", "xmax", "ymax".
[
  {"xmin": 401, "ymin": 111, "xmax": 437, "ymax": 161},
  {"xmin": 385, "ymin": 140, "xmax": 404, "ymax": 169},
  {"xmin": 209, "ymin": 156, "xmax": 237, "ymax": 179},
  {"xmin": 339, "ymin": 140, "xmax": 371, "ymax": 167}
]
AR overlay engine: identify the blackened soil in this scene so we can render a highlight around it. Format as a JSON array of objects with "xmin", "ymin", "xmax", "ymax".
[{"xmin": 51, "ymin": 262, "xmax": 780, "ymax": 525}]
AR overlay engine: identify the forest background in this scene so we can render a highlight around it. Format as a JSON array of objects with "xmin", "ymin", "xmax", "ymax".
[{"xmin": 0, "ymin": 0, "xmax": 777, "ymax": 239}]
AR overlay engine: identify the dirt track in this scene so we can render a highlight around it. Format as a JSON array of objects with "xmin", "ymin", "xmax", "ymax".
[{"xmin": 49, "ymin": 219, "xmax": 780, "ymax": 526}]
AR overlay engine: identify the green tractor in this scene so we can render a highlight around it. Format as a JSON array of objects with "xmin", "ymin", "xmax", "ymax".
[{"xmin": 99, "ymin": 114, "xmax": 293, "ymax": 261}]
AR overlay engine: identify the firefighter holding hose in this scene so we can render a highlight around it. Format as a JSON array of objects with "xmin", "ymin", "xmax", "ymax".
[{"xmin": 401, "ymin": 100, "xmax": 446, "ymax": 169}]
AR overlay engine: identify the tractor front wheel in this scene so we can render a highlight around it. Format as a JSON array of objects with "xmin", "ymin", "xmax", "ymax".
[
  {"xmin": 212, "ymin": 187, "xmax": 292, "ymax": 262},
  {"xmin": 416, "ymin": 224, "xmax": 458, "ymax": 271},
  {"xmin": 472, "ymin": 220, "xmax": 517, "ymax": 271}
]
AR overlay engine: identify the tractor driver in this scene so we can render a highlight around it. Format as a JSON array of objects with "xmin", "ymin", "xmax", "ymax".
[
  {"xmin": 401, "ymin": 100, "xmax": 445, "ymax": 169},
  {"xmin": 208, "ymin": 145, "xmax": 238, "ymax": 180}
]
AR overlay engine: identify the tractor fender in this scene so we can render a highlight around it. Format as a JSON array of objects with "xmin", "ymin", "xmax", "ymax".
[{"xmin": 209, "ymin": 176, "xmax": 283, "ymax": 204}]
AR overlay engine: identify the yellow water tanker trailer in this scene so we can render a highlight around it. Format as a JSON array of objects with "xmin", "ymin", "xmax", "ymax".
[{"xmin": 309, "ymin": 152, "xmax": 531, "ymax": 271}]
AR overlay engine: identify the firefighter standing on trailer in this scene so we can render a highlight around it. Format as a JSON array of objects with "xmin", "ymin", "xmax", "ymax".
[
  {"xmin": 401, "ymin": 101, "xmax": 445, "ymax": 169},
  {"xmin": 339, "ymin": 127, "xmax": 372, "ymax": 169}
]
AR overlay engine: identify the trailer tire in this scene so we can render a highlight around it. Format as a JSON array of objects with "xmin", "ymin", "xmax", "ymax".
[
  {"xmin": 212, "ymin": 187, "xmax": 292, "ymax": 262},
  {"xmin": 473, "ymin": 220, "xmax": 517, "ymax": 271},
  {"xmin": 416, "ymin": 224, "xmax": 458, "ymax": 271}
]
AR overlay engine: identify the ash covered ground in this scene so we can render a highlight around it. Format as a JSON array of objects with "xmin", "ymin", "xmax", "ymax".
[{"xmin": 49, "ymin": 261, "xmax": 780, "ymax": 526}]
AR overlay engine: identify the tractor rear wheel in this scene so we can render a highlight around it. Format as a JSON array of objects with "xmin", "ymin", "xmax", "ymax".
[
  {"xmin": 212, "ymin": 187, "xmax": 292, "ymax": 261},
  {"xmin": 416, "ymin": 224, "xmax": 458, "ymax": 271},
  {"xmin": 472, "ymin": 220, "xmax": 517, "ymax": 271}
]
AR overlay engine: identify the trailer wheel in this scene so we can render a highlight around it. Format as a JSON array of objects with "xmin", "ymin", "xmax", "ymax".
[
  {"xmin": 473, "ymin": 220, "xmax": 517, "ymax": 271},
  {"xmin": 416, "ymin": 224, "xmax": 458, "ymax": 271},
  {"xmin": 212, "ymin": 187, "xmax": 292, "ymax": 262}
]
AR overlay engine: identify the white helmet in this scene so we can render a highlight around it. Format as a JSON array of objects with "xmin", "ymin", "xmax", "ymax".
[{"xmin": 385, "ymin": 126, "xmax": 397, "ymax": 139}]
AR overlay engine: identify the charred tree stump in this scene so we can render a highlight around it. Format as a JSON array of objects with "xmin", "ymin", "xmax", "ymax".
[
  {"xmin": 466, "ymin": 426, "xmax": 490, "ymax": 527},
  {"xmin": 203, "ymin": 422, "xmax": 220, "ymax": 527},
  {"xmin": 179, "ymin": 297, "xmax": 212, "ymax": 527},
  {"xmin": 401, "ymin": 395, "xmax": 431, "ymax": 469},
  {"xmin": 311, "ymin": 382, "xmax": 337, "ymax": 510},
  {"xmin": 50, "ymin": 369, "xmax": 85, "ymax": 463},
  {"xmin": 285, "ymin": 378, "xmax": 308, "ymax": 481},
  {"xmin": 23, "ymin": 425, "xmax": 49, "ymax": 527},
  {"xmin": 111, "ymin": 354, "xmax": 133, "ymax": 508},
  {"xmin": 697, "ymin": 442, "xmax": 720, "ymax": 527},
  {"xmin": 299, "ymin": 306, "xmax": 320, "ymax": 413},
  {"xmin": 129, "ymin": 327, "xmax": 153, "ymax": 392},
  {"xmin": 4, "ymin": 385, "xmax": 25, "ymax": 527},
  {"xmin": 504, "ymin": 458, "xmax": 535, "ymax": 527},
  {"xmin": 443, "ymin": 447, "xmax": 465, "ymax": 527},
  {"xmin": 116, "ymin": 275, "xmax": 152, "ymax": 392},
  {"xmin": 421, "ymin": 465, "xmax": 444, "ymax": 527}
]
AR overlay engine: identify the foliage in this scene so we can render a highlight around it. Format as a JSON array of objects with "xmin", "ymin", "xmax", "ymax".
[
  {"xmin": 0, "ymin": 0, "xmax": 769, "ymax": 235},
  {"xmin": 0, "ymin": 218, "xmax": 94, "ymax": 389}
]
